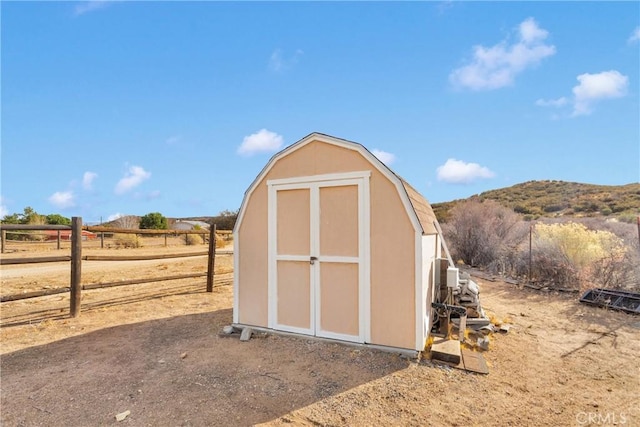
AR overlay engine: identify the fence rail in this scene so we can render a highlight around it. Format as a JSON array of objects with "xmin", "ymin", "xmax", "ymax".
[
  {"xmin": 0, "ymin": 217, "xmax": 225, "ymax": 316},
  {"xmin": 0, "ymin": 223, "xmax": 232, "ymax": 253}
]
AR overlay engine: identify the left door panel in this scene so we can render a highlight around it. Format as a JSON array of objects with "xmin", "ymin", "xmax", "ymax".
[{"xmin": 274, "ymin": 188, "xmax": 312, "ymax": 334}]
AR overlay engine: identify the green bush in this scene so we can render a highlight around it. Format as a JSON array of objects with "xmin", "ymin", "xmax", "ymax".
[{"xmin": 140, "ymin": 212, "xmax": 168, "ymax": 229}]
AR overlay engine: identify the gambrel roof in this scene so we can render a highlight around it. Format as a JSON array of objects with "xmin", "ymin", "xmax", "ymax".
[{"xmin": 237, "ymin": 132, "xmax": 439, "ymax": 236}]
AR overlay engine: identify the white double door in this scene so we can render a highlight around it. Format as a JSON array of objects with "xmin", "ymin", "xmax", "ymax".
[{"xmin": 267, "ymin": 173, "xmax": 370, "ymax": 343}]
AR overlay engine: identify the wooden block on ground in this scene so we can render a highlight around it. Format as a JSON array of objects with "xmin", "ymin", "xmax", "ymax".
[
  {"xmin": 430, "ymin": 338, "xmax": 461, "ymax": 365},
  {"xmin": 460, "ymin": 348, "xmax": 489, "ymax": 374}
]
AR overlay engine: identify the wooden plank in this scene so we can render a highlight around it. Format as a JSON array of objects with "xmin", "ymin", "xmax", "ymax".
[
  {"xmin": 1, "ymin": 273, "xmax": 234, "ymax": 302},
  {"xmin": 1, "ymin": 287, "xmax": 70, "ymax": 302},
  {"xmin": 430, "ymin": 338, "xmax": 461, "ymax": 364},
  {"xmin": 83, "ymin": 251, "xmax": 208, "ymax": 261},
  {"xmin": 1, "ymin": 256, "xmax": 71, "ymax": 265},
  {"xmin": 460, "ymin": 348, "xmax": 489, "ymax": 374},
  {"xmin": 82, "ymin": 273, "xmax": 207, "ymax": 290},
  {"xmin": 83, "ymin": 226, "xmax": 208, "ymax": 235}
]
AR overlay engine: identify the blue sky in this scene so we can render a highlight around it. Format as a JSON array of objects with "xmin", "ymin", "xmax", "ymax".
[{"xmin": 2, "ymin": 1, "xmax": 639, "ymax": 223}]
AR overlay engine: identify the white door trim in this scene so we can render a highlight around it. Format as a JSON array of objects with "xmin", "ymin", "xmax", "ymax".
[{"xmin": 267, "ymin": 171, "xmax": 371, "ymax": 343}]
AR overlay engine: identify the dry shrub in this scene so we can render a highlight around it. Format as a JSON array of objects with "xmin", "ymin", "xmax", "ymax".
[
  {"xmin": 510, "ymin": 221, "xmax": 636, "ymax": 291},
  {"xmin": 535, "ymin": 222, "xmax": 624, "ymax": 269},
  {"xmin": 528, "ymin": 240, "xmax": 580, "ymax": 288},
  {"xmin": 589, "ymin": 252, "xmax": 640, "ymax": 292},
  {"xmin": 215, "ymin": 235, "xmax": 227, "ymax": 248},
  {"xmin": 113, "ymin": 233, "xmax": 141, "ymax": 248},
  {"xmin": 444, "ymin": 199, "xmax": 527, "ymax": 267},
  {"xmin": 186, "ymin": 234, "xmax": 204, "ymax": 246}
]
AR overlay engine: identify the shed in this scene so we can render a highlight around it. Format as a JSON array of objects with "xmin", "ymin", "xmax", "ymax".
[{"xmin": 233, "ymin": 133, "xmax": 443, "ymax": 352}]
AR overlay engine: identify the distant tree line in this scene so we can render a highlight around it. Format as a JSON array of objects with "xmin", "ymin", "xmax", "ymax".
[
  {"xmin": 1, "ymin": 207, "xmax": 239, "ymax": 231},
  {"xmin": 1, "ymin": 207, "xmax": 71, "ymax": 226},
  {"xmin": 209, "ymin": 209, "xmax": 238, "ymax": 230}
]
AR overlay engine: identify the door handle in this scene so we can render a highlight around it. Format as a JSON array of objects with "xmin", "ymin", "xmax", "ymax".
[{"xmin": 310, "ymin": 256, "xmax": 318, "ymax": 265}]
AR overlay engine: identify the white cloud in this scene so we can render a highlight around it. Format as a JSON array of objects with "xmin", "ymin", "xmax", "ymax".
[
  {"xmin": 628, "ymin": 26, "xmax": 640, "ymax": 44},
  {"xmin": 436, "ymin": 158, "xmax": 495, "ymax": 184},
  {"xmin": 74, "ymin": 0, "xmax": 112, "ymax": 16},
  {"xmin": 237, "ymin": 129, "xmax": 284, "ymax": 156},
  {"xmin": 371, "ymin": 149, "xmax": 396, "ymax": 165},
  {"xmin": 449, "ymin": 17, "xmax": 555, "ymax": 91},
  {"xmin": 82, "ymin": 171, "xmax": 98, "ymax": 190},
  {"xmin": 114, "ymin": 165, "xmax": 151, "ymax": 195},
  {"xmin": 0, "ymin": 197, "xmax": 8, "ymax": 217},
  {"xmin": 535, "ymin": 97, "xmax": 568, "ymax": 107},
  {"xmin": 572, "ymin": 70, "xmax": 628, "ymax": 116},
  {"xmin": 268, "ymin": 48, "xmax": 304, "ymax": 73},
  {"xmin": 49, "ymin": 191, "xmax": 76, "ymax": 209}
]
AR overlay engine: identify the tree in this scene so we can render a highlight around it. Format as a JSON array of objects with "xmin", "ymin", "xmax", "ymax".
[
  {"xmin": 140, "ymin": 212, "xmax": 168, "ymax": 230},
  {"xmin": 1, "ymin": 213, "xmax": 20, "ymax": 224},
  {"xmin": 21, "ymin": 207, "xmax": 45, "ymax": 224},
  {"xmin": 211, "ymin": 209, "xmax": 239, "ymax": 230},
  {"xmin": 46, "ymin": 214, "xmax": 71, "ymax": 225},
  {"xmin": 1, "ymin": 207, "xmax": 46, "ymax": 225}
]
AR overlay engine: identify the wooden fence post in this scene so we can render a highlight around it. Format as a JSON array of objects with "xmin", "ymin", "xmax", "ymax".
[
  {"xmin": 529, "ymin": 223, "xmax": 533, "ymax": 284},
  {"xmin": 207, "ymin": 224, "xmax": 217, "ymax": 292},
  {"xmin": 1, "ymin": 230, "xmax": 5, "ymax": 254},
  {"xmin": 57, "ymin": 230, "xmax": 61, "ymax": 250},
  {"xmin": 637, "ymin": 216, "xmax": 639, "ymax": 252},
  {"xmin": 70, "ymin": 217, "xmax": 82, "ymax": 317}
]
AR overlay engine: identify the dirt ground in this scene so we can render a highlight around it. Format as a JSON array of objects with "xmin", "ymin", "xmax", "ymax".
[{"xmin": 1, "ymin": 242, "xmax": 639, "ymax": 426}]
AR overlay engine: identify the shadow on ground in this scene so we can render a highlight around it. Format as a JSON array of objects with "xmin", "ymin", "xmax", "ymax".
[
  {"xmin": 1, "ymin": 308, "xmax": 410, "ymax": 426},
  {"xmin": 0, "ymin": 280, "xmax": 216, "ymax": 328}
]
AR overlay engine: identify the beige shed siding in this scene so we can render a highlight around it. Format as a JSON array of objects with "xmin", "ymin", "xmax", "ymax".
[
  {"xmin": 369, "ymin": 173, "xmax": 416, "ymax": 349},
  {"xmin": 319, "ymin": 262, "xmax": 360, "ymax": 336},
  {"xmin": 276, "ymin": 261, "xmax": 311, "ymax": 329},
  {"xmin": 277, "ymin": 189, "xmax": 310, "ymax": 255},
  {"xmin": 236, "ymin": 135, "xmax": 436, "ymax": 350},
  {"xmin": 237, "ymin": 183, "xmax": 269, "ymax": 327},
  {"xmin": 319, "ymin": 185, "xmax": 359, "ymax": 257}
]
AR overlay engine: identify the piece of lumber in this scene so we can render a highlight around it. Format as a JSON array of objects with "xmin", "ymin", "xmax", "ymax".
[{"xmin": 430, "ymin": 338, "xmax": 461, "ymax": 365}]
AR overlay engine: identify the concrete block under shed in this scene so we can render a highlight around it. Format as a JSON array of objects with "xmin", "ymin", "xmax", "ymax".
[
  {"xmin": 430, "ymin": 338, "xmax": 461, "ymax": 365},
  {"xmin": 240, "ymin": 328, "xmax": 253, "ymax": 342}
]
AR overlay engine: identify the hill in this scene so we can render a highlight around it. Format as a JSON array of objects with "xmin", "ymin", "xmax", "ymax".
[{"xmin": 432, "ymin": 180, "xmax": 640, "ymax": 223}]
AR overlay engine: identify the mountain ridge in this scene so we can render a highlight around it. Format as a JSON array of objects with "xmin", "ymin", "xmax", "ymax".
[{"xmin": 431, "ymin": 180, "xmax": 640, "ymax": 223}]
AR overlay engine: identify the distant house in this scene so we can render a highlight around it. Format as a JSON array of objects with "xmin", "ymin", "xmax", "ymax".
[
  {"xmin": 43, "ymin": 230, "xmax": 97, "ymax": 241},
  {"xmin": 172, "ymin": 220, "xmax": 210, "ymax": 231}
]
